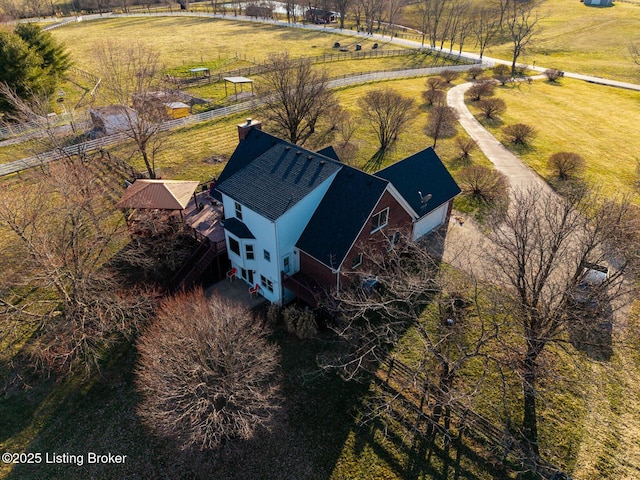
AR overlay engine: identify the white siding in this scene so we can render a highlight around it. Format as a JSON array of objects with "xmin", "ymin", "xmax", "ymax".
[{"xmin": 412, "ymin": 202, "xmax": 448, "ymax": 240}]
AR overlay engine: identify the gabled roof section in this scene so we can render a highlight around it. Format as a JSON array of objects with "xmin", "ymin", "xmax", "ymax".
[
  {"xmin": 224, "ymin": 217, "xmax": 255, "ymax": 239},
  {"xmin": 296, "ymin": 166, "xmax": 388, "ymax": 269},
  {"xmin": 116, "ymin": 179, "xmax": 199, "ymax": 210},
  {"xmin": 376, "ymin": 147, "xmax": 461, "ymax": 218},
  {"xmin": 216, "ymin": 128, "xmax": 280, "ymax": 187},
  {"xmin": 316, "ymin": 145, "xmax": 341, "ymax": 162},
  {"xmin": 216, "ymin": 141, "xmax": 342, "ymax": 221}
]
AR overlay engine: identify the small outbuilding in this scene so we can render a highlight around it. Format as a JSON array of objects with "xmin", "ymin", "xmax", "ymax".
[
  {"xmin": 90, "ymin": 105, "xmax": 137, "ymax": 137},
  {"xmin": 164, "ymin": 102, "xmax": 190, "ymax": 119},
  {"xmin": 583, "ymin": 0, "xmax": 613, "ymax": 6}
]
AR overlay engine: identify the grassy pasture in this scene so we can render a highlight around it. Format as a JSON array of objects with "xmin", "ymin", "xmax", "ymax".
[
  {"xmin": 401, "ymin": 0, "xmax": 640, "ymax": 84},
  {"xmin": 467, "ymin": 77, "xmax": 640, "ymax": 201},
  {"xmin": 50, "ymin": 16, "xmax": 399, "ymax": 72}
]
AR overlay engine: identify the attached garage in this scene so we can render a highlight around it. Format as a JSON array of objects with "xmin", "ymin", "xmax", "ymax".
[{"xmin": 413, "ymin": 202, "xmax": 448, "ymax": 240}]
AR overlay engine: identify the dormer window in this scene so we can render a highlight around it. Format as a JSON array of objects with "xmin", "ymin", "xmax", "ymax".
[
  {"xmin": 371, "ymin": 208, "xmax": 389, "ymax": 233},
  {"xmin": 235, "ymin": 201, "xmax": 243, "ymax": 220}
]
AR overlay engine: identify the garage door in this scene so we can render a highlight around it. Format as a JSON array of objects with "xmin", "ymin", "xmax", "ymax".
[{"xmin": 413, "ymin": 203, "xmax": 448, "ymax": 240}]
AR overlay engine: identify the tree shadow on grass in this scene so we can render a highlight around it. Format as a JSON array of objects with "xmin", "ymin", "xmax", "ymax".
[{"xmin": 363, "ymin": 149, "xmax": 387, "ymax": 172}]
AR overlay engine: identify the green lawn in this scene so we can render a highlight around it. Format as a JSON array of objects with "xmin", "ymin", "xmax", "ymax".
[
  {"xmin": 401, "ymin": 0, "xmax": 640, "ymax": 84},
  {"xmin": 50, "ymin": 16, "xmax": 401, "ymax": 73},
  {"xmin": 467, "ymin": 77, "xmax": 640, "ymax": 202}
]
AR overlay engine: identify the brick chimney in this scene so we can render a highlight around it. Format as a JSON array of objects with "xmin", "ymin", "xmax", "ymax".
[{"xmin": 237, "ymin": 118, "xmax": 262, "ymax": 141}]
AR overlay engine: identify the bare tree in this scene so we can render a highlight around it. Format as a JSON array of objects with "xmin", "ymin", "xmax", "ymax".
[
  {"xmin": 0, "ymin": 85, "xmax": 155, "ymax": 376},
  {"xmin": 477, "ymin": 97, "xmax": 506, "ymax": 119},
  {"xmin": 471, "ymin": 3, "xmax": 501, "ymax": 59},
  {"xmin": 547, "ymin": 152, "xmax": 586, "ymax": 180},
  {"xmin": 543, "ymin": 68, "xmax": 564, "ymax": 83},
  {"xmin": 333, "ymin": 0, "xmax": 350, "ymax": 27},
  {"xmin": 486, "ymin": 186, "xmax": 639, "ymax": 453},
  {"xmin": 439, "ymin": 69, "xmax": 461, "ymax": 84},
  {"xmin": 492, "ymin": 63, "xmax": 511, "ymax": 85},
  {"xmin": 467, "ymin": 66, "xmax": 484, "ymax": 80},
  {"xmin": 417, "ymin": 0, "xmax": 450, "ymax": 47},
  {"xmin": 95, "ymin": 39, "xmax": 168, "ymax": 179},
  {"xmin": 319, "ymin": 234, "xmax": 504, "ymax": 448},
  {"xmin": 502, "ymin": 123, "xmax": 536, "ymax": 145},
  {"xmin": 422, "ymin": 77, "xmax": 446, "ymax": 106},
  {"xmin": 466, "ymin": 80, "xmax": 496, "ymax": 101},
  {"xmin": 136, "ymin": 289, "xmax": 281, "ymax": 452},
  {"xmin": 424, "ymin": 104, "xmax": 457, "ymax": 149},
  {"xmin": 456, "ymin": 136, "xmax": 477, "ymax": 163},
  {"xmin": 359, "ymin": 87, "xmax": 415, "ymax": 167},
  {"xmin": 259, "ymin": 52, "xmax": 337, "ymax": 145},
  {"xmin": 630, "ymin": 42, "xmax": 640, "ymax": 66},
  {"xmin": 458, "ymin": 165, "xmax": 508, "ymax": 204},
  {"xmin": 504, "ymin": 0, "xmax": 541, "ymax": 76}
]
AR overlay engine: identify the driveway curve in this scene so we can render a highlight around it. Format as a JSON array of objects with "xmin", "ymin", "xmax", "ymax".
[{"xmin": 447, "ymin": 82, "xmax": 550, "ymax": 193}]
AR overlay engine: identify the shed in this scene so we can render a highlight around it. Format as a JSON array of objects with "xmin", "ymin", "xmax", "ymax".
[
  {"xmin": 164, "ymin": 102, "xmax": 190, "ymax": 119},
  {"xmin": 89, "ymin": 105, "xmax": 137, "ymax": 137},
  {"xmin": 583, "ymin": 0, "xmax": 613, "ymax": 6}
]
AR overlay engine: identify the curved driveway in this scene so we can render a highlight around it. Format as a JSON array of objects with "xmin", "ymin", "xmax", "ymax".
[{"xmin": 446, "ymin": 82, "xmax": 551, "ymax": 192}]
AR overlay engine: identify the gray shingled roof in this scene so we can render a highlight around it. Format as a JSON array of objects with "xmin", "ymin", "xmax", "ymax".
[
  {"xmin": 296, "ymin": 166, "xmax": 389, "ymax": 269},
  {"xmin": 376, "ymin": 147, "xmax": 461, "ymax": 218},
  {"xmin": 216, "ymin": 143, "xmax": 342, "ymax": 221},
  {"xmin": 223, "ymin": 217, "xmax": 255, "ymax": 239}
]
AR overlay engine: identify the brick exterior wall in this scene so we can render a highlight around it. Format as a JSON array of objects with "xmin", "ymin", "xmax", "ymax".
[{"xmin": 299, "ymin": 190, "xmax": 413, "ymax": 291}]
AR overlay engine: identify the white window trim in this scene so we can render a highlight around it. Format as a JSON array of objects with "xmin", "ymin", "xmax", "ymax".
[
  {"xmin": 352, "ymin": 253, "xmax": 363, "ymax": 269},
  {"xmin": 371, "ymin": 207, "xmax": 389, "ymax": 233}
]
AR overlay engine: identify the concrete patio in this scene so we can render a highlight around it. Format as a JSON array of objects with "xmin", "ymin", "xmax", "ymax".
[{"xmin": 206, "ymin": 276, "xmax": 268, "ymax": 310}]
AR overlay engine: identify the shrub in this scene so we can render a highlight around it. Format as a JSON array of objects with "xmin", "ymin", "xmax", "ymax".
[
  {"xmin": 548, "ymin": 152, "xmax": 586, "ymax": 180},
  {"xmin": 440, "ymin": 69, "xmax": 461, "ymax": 83},
  {"xmin": 492, "ymin": 64, "xmax": 511, "ymax": 85},
  {"xmin": 283, "ymin": 305, "xmax": 318, "ymax": 339},
  {"xmin": 502, "ymin": 123, "xmax": 537, "ymax": 145},
  {"xmin": 266, "ymin": 303, "xmax": 282, "ymax": 325},
  {"xmin": 477, "ymin": 97, "xmax": 506, "ymax": 119},
  {"xmin": 544, "ymin": 68, "xmax": 564, "ymax": 83},
  {"xmin": 135, "ymin": 289, "xmax": 281, "ymax": 451},
  {"xmin": 456, "ymin": 137, "xmax": 477, "ymax": 163},
  {"xmin": 422, "ymin": 88, "xmax": 445, "ymax": 106},
  {"xmin": 458, "ymin": 165, "xmax": 509, "ymax": 204},
  {"xmin": 467, "ymin": 66, "xmax": 484, "ymax": 80},
  {"xmin": 466, "ymin": 80, "xmax": 496, "ymax": 101}
]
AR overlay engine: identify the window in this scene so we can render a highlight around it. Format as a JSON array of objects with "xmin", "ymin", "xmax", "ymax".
[
  {"xmin": 264, "ymin": 250, "xmax": 271, "ymax": 262},
  {"xmin": 387, "ymin": 232, "xmax": 402, "ymax": 251},
  {"xmin": 245, "ymin": 244, "xmax": 254, "ymax": 260},
  {"xmin": 234, "ymin": 201, "xmax": 243, "ymax": 220},
  {"xmin": 352, "ymin": 253, "xmax": 363, "ymax": 269},
  {"xmin": 260, "ymin": 275, "xmax": 274, "ymax": 292},
  {"xmin": 371, "ymin": 208, "xmax": 389, "ymax": 233},
  {"xmin": 283, "ymin": 255, "xmax": 291, "ymax": 274},
  {"xmin": 229, "ymin": 237, "xmax": 240, "ymax": 256}
]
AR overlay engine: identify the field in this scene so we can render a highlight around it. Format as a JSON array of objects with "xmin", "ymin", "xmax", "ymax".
[
  {"xmin": 401, "ymin": 0, "xmax": 640, "ymax": 84},
  {"xmin": 1, "ymin": 9, "xmax": 640, "ymax": 480},
  {"xmin": 467, "ymin": 76, "xmax": 640, "ymax": 201}
]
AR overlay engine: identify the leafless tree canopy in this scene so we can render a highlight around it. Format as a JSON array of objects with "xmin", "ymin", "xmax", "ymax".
[
  {"xmin": 502, "ymin": 123, "xmax": 536, "ymax": 145},
  {"xmin": 136, "ymin": 289, "xmax": 281, "ymax": 452},
  {"xmin": 477, "ymin": 97, "xmax": 506, "ymax": 120},
  {"xmin": 0, "ymin": 158, "xmax": 153, "ymax": 375},
  {"xmin": 458, "ymin": 164, "xmax": 509, "ymax": 204},
  {"xmin": 486, "ymin": 186, "xmax": 639, "ymax": 452},
  {"xmin": 259, "ymin": 52, "xmax": 337, "ymax": 146},
  {"xmin": 631, "ymin": 42, "xmax": 640, "ymax": 66},
  {"xmin": 359, "ymin": 87, "xmax": 415, "ymax": 160},
  {"xmin": 547, "ymin": 152, "xmax": 586, "ymax": 180},
  {"xmin": 466, "ymin": 80, "xmax": 496, "ymax": 101},
  {"xmin": 95, "ymin": 39, "xmax": 168, "ymax": 179},
  {"xmin": 424, "ymin": 104, "xmax": 458, "ymax": 148},
  {"xmin": 503, "ymin": 0, "xmax": 541, "ymax": 75}
]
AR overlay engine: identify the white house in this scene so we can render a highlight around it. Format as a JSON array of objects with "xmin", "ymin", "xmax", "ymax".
[{"xmin": 214, "ymin": 120, "xmax": 461, "ymax": 305}]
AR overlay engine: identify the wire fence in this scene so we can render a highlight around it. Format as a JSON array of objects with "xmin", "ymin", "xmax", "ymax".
[{"xmin": 0, "ymin": 60, "xmax": 487, "ymax": 177}]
